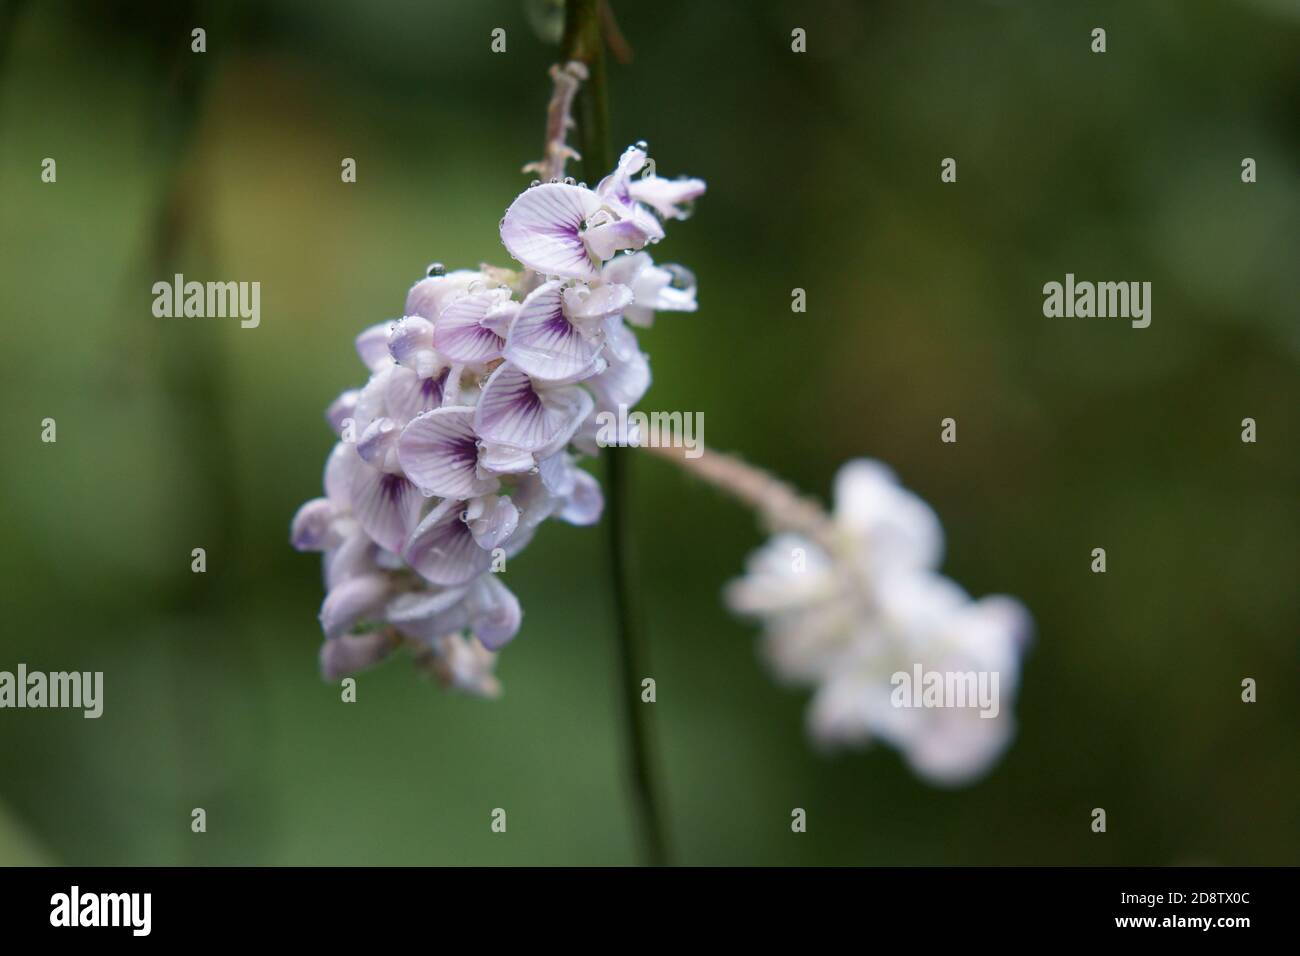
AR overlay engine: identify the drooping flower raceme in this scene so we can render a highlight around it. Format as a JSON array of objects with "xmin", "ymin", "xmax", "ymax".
[
  {"xmin": 655, "ymin": 446, "xmax": 1030, "ymax": 786},
  {"xmin": 291, "ymin": 142, "xmax": 705, "ymax": 693}
]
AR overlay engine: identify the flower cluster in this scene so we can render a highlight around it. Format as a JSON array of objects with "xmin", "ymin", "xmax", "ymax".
[
  {"xmin": 291, "ymin": 143, "xmax": 705, "ymax": 694},
  {"xmin": 726, "ymin": 459, "xmax": 1031, "ymax": 785}
]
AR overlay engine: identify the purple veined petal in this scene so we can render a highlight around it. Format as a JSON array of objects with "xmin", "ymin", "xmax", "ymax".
[
  {"xmin": 291, "ymin": 497, "xmax": 337, "ymax": 552},
  {"xmin": 464, "ymin": 494, "xmax": 519, "ymax": 550},
  {"xmin": 350, "ymin": 462, "xmax": 423, "ymax": 553},
  {"xmin": 403, "ymin": 499, "xmax": 494, "ymax": 587},
  {"xmin": 403, "ymin": 270, "xmax": 483, "ymax": 320},
  {"xmin": 397, "ymin": 406, "xmax": 499, "ymax": 499},
  {"xmin": 500, "ymin": 183, "xmax": 603, "ymax": 279},
  {"xmin": 583, "ymin": 217, "xmax": 650, "ymax": 262},
  {"xmin": 355, "ymin": 321, "xmax": 397, "ymax": 371},
  {"xmin": 628, "ymin": 175, "xmax": 706, "ymax": 220},
  {"xmin": 588, "ymin": 346, "xmax": 650, "ymax": 413},
  {"xmin": 558, "ymin": 466, "xmax": 604, "ymax": 526},
  {"xmin": 504, "ymin": 281, "xmax": 604, "ymax": 382},
  {"xmin": 319, "ymin": 631, "xmax": 396, "ymax": 680},
  {"xmin": 474, "ymin": 363, "xmax": 570, "ymax": 451},
  {"xmin": 434, "ymin": 291, "xmax": 510, "ymax": 364},
  {"xmin": 480, "ymin": 298, "xmax": 519, "ymax": 338},
  {"xmin": 324, "ymin": 442, "xmax": 362, "ymax": 507},
  {"xmin": 465, "ymin": 575, "xmax": 522, "ymax": 651},
  {"xmin": 385, "ymin": 365, "xmax": 448, "ymax": 424},
  {"xmin": 388, "ymin": 314, "xmax": 436, "ymax": 368},
  {"xmin": 319, "ymin": 573, "xmax": 392, "ymax": 640}
]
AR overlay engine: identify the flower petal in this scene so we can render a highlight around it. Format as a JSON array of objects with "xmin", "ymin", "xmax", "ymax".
[
  {"xmin": 319, "ymin": 573, "xmax": 391, "ymax": 640},
  {"xmin": 291, "ymin": 498, "xmax": 338, "ymax": 551},
  {"xmin": 558, "ymin": 466, "xmax": 603, "ymax": 526},
  {"xmin": 319, "ymin": 631, "xmax": 396, "ymax": 680},
  {"xmin": 628, "ymin": 175, "xmax": 706, "ymax": 220},
  {"xmin": 464, "ymin": 494, "xmax": 519, "ymax": 550},
  {"xmin": 434, "ymin": 290, "xmax": 511, "ymax": 364},
  {"xmin": 465, "ymin": 575, "xmax": 522, "ymax": 650},
  {"xmin": 474, "ymin": 363, "xmax": 591, "ymax": 452},
  {"xmin": 397, "ymin": 406, "xmax": 498, "ymax": 499},
  {"xmin": 355, "ymin": 321, "xmax": 397, "ymax": 371},
  {"xmin": 403, "ymin": 270, "xmax": 484, "ymax": 320},
  {"xmin": 504, "ymin": 281, "xmax": 604, "ymax": 382},
  {"xmin": 587, "ymin": 345, "xmax": 650, "ymax": 413},
  {"xmin": 326, "ymin": 389, "xmax": 360, "ymax": 436},
  {"xmin": 350, "ymin": 463, "xmax": 423, "ymax": 553},
  {"xmin": 832, "ymin": 459, "xmax": 943, "ymax": 572},
  {"xmin": 324, "ymin": 442, "xmax": 362, "ymax": 507},
  {"xmin": 403, "ymin": 499, "xmax": 494, "ymax": 586},
  {"xmin": 583, "ymin": 218, "xmax": 650, "ymax": 261},
  {"xmin": 500, "ymin": 183, "xmax": 603, "ymax": 279}
]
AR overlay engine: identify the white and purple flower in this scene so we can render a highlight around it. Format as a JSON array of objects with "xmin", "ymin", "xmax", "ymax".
[{"xmin": 292, "ymin": 141, "xmax": 705, "ymax": 694}]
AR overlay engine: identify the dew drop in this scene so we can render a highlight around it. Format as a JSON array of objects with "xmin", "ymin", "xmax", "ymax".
[
  {"xmin": 563, "ymin": 176, "xmax": 576, "ymax": 185},
  {"xmin": 530, "ymin": 179, "xmax": 541, "ymax": 187},
  {"xmin": 426, "ymin": 262, "xmax": 446, "ymax": 278},
  {"xmin": 635, "ymin": 139, "xmax": 648, "ymax": 150},
  {"xmin": 665, "ymin": 263, "xmax": 696, "ymax": 291}
]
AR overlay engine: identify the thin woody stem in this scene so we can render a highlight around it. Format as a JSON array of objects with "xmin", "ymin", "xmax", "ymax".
[
  {"xmin": 523, "ymin": 61, "xmax": 588, "ymax": 183},
  {"xmin": 642, "ymin": 444, "xmax": 837, "ymax": 547},
  {"xmin": 561, "ymin": 0, "xmax": 670, "ymax": 867}
]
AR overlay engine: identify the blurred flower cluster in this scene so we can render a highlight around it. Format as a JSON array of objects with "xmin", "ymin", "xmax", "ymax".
[
  {"xmin": 726, "ymin": 459, "xmax": 1031, "ymax": 785},
  {"xmin": 291, "ymin": 143, "xmax": 705, "ymax": 694}
]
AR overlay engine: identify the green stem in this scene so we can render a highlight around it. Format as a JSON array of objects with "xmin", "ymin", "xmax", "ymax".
[{"xmin": 562, "ymin": 0, "xmax": 670, "ymax": 867}]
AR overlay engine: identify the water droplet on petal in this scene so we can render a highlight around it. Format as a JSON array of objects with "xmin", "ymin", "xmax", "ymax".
[
  {"xmin": 666, "ymin": 263, "xmax": 696, "ymax": 292},
  {"xmin": 426, "ymin": 262, "xmax": 446, "ymax": 278},
  {"xmin": 530, "ymin": 179, "xmax": 540, "ymax": 188},
  {"xmin": 563, "ymin": 176, "xmax": 576, "ymax": 185},
  {"xmin": 635, "ymin": 140, "xmax": 648, "ymax": 150}
]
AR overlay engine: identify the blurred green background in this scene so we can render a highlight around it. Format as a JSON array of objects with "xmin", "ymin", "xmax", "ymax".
[{"xmin": 1, "ymin": 0, "xmax": 1297, "ymax": 865}]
